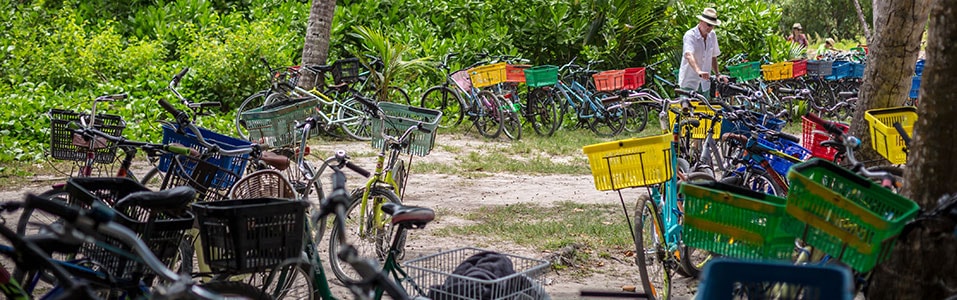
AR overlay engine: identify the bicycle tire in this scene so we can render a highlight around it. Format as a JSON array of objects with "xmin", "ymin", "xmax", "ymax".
[
  {"xmin": 676, "ymin": 171, "xmax": 717, "ymax": 278},
  {"xmin": 243, "ymin": 260, "xmax": 316, "ymax": 300},
  {"xmin": 328, "ymin": 187, "xmax": 404, "ymax": 283},
  {"xmin": 498, "ymin": 94, "xmax": 523, "ymax": 141},
  {"xmin": 386, "ymin": 86, "xmax": 411, "ymax": 105},
  {"xmin": 721, "ymin": 169, "xmax": 786, "ymax": 197},
  {"xmin": 473, "ymin": 90, "xmax": 503, "ymax": 138},
  {"xmin": 393, "ymin": 159, "xmax": 408, "ymax": 198},
  {"xmin": 17, "ymin": 188, "xmax": 69, "ymax": 236},
  {"xmin": 338, "ymin": 97, "xmax": 374, "ymax": 141},
  {"xmin": 588, "ymin": 91, "xmax": 626, "ymax": 137},
  {"xmin": 623, "ymin": 101, "xmax": 649, "ymax": 134},
  {"xmin": 201, "ymin": 280, "xmax": 274, "ymax": 300},
  {"xmin": 420, "ymin": 86, "xmax": 465, "ymax": 128},
  {"xmin": 525, "ymin": 87, "xmax": 559, "ymax": 136},
  {"xmin": 235, "ymin": 90, "xmax": 270, "ymax": 141},
  {"xmin": 139, "ymin": 166, "xmax": 163, "ymax": 190},
  {"xmin": 634, "ymin": 194, "xmax": 673, "ymax": 300}
]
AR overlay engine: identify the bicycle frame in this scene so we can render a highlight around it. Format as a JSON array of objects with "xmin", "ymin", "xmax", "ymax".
[{"xmin": 554, "ymin": 80, "xmax": 605, "ymax": 120}]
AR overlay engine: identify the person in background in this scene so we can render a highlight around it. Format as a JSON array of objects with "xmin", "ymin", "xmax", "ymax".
[
  {"xmin": 678, "ymin": 7, "xmax": 728, "ymax": 98},
  {"xmin": 788, "ymin": 23, "xmax": 809, "ymax": 48},
  {"xmin": 817, "ymin": 38, "xmax": 838, "ymax": 58}
]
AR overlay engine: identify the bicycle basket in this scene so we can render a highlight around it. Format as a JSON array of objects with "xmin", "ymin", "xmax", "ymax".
[
  {"xmin": 49, "ymin": 109, "xmax": 126, "ymax": 164},
  {"xmin": 239, "ymin": 97, "xmax": 317, "ymax": 148},
  {"xmin": 67, "ymin": 177, "xmax": 193, "ymax": 281},
  {"xmin": 159, "ymin": 124, "xmax": 251, "ymax": 189},
  {"xmin": 583, "ymin": 134, "xmax": 673, "ymax": 191},
  {"xmin": 592, "ymin": 70, "xmax": 625, "ymax": 91},
  {"xmin": 727, "ymin": 62, "xmax": 761, "ymax": 81},
  {"xmin": 791, "ymin": 59, "xmax": 808, "ymax": 77},
  {"xmin": 450, "ymin": 70, "xmax": 473, "ymax": 92},
  {"xmin": 468, "ymin": 63, "xmax": 507, "ymax": 88},
  {"xmin": 782, "ymin": 159, "xmax": 919, "ymax": 272},
  {"xmin": 761, "ymin": 62, "xmax": 793, "ymax": 81},
  {"xmin": 229, "ymin": 169, "xmax": 297, "ymax": 199},
  {"xmin": 826, "ymin": 61, "xmax": 852, "ymax": 80},
  {"xmin": 505, "ymin": 64, "xmax": 530, "ymax": 83},
  {"xmin": 668, "ymin": 101, "xmax": 722, "ymax": 139},
  {"xmin": 371, "ymin": 102, "xmax": 443, "ymax": 156},
  {"xmin": 402, "ymin": 247, "xmax": 550, "ymax": 300},
  {"xmin": 800, "ymin": 115, "xmax": 849, "ymax": 160},
  {"xmin": 333, "ymin": 57, "xmax": 362, "ymax": 84},
  {"xmin": 697, "ymin": 258, "xmax": 855, "ymax": 300},
  {"xmin": 681, "ymin": 180, "xmax": 794, "ymax": 260},
  {"xmin": 192, "ymin": 198, "xmax": 308, "ymax": 274},
  {"xmin": 161, "ymin": 154, "xmax": 239, "ymax": 202},
  {"xmin": 864, "ymin": 106, "xmax": 916, "ymax": 164},
  {"xmin": 807, "ymin": 60, "xmax": 833, "ymax": 77},
  {"xmin": 523, "ymin": 65, "xmax": 558, "ymax": 88},
  {"xmin": 622, "ymin": 67, "xmax": 646, "ymax": 90}
]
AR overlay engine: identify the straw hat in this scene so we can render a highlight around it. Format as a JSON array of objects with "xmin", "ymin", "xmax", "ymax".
[
  {"xmin": 697, "ymin": 8, "xmax": 721, "ymax": 26},
  {"xmin": 792, "ymin": 23, "xmax": 803, "ymax": 30}
]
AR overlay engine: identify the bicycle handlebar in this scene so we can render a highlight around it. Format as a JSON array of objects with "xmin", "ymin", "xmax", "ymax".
[
  {"xmin": 157, "ymin": 99, "xmax": 255, "ymax": 157},
  {"xmin": 95, "ymin": 93, "xmax": 128, "ymax": 101}
]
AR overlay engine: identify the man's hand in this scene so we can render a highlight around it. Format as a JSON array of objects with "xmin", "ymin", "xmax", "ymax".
[
  {"xmin": 717, "ymin": 74, "xmax": 730, "ymax": 83},
  {"xmin": 698, "ymin": 71, "xmax": 711, "ymax": 80}
]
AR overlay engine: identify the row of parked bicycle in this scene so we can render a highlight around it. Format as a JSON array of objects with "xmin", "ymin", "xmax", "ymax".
[
  {"xmin": 579, "ymin": 66, "xmax": 953, "ymax": 299},
  {"xmin": 8, "ymin": 64, "xmax": 554, "ymax": 300}
]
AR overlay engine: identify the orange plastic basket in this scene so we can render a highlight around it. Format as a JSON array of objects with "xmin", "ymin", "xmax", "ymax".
[
  {"xmin": 593, "ymin": 70, "xmax": 625, "ymax": 91},
  {"xmin": 505, "ymin": 64, "xmax": 530, "ymax": 83},
  {"xmin": 622, "ymin": 67, "xmax": 646, "ymax": 90}
]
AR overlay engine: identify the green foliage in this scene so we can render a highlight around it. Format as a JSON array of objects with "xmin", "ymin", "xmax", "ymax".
[
  {"xmin": 775, "ymin": 0, "xmax": 872, "ymax": 41},
  {"xmin": 667, "ymin": 0, "xmax": 783, "ymax": 65},
  {"xmin": 349, "ymin": 26, "xmax": 433, "ymax": 102}
]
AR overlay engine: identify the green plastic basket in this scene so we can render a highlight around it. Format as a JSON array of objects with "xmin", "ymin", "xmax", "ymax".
[
  {"xmin": 524, "ymin": 65, "xmax": 559, "ymax": 88},
  {"xmin": 728, "ymin": 62, "xmax": 762, "ymax": 82},
  {"xmin": 681, "ymin": 180, "xmax": 794, "ymax": 261},
  {"xmin": 372, "ymin": 102, "xmax": 443, "ymax": 156},
  {"xmin": 782, "ymin": 159, "xmax": 919, "ymax": 272},
  {"xmin": 240, "ymin": 97, "xmax": 318, "ymax": 148}
]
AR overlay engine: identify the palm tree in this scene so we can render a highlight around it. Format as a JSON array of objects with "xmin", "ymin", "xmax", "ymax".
[
  {"xmin": 299, "ymin": 0, "xmax": 336, "ymax": 90},
  {"xmin": 350, "ymin": 26, "xmax": 432, "ymax": 102}
]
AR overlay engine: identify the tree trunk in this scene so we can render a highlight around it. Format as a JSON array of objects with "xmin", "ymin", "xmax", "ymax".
[
  {"xmin": 848, "ymin": 0, "xmax": 929, "ymax": 162},
  {"xmin": 866, "ymin": 0, "xmax": 957, "ymax": 298},
  {"xmin": 299, "ymin": 0, "xmax": 337, "ymax": 91},
  {"xmin": 852, "ymin": 0, "xmax": 871, "ymax": 39}
]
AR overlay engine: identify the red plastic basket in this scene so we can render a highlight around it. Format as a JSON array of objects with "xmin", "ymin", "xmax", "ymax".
[
  {"xmin": 593, "ymin": 70, "xmax": 625, "ymax": 91},
  {"xmin": 801, "ymin": 116, "xmax": 849, "ymax": 160},
  {"xmin": 791, "ymin": 60, "xmax": 808, "ymax": 78},
  {"xmin": 505, "ymin": 64, "xmax": 529, "ymax": 83},
  {"xmin": 622, "ymin": 67, "xmax": 646, "ymax": 90}
]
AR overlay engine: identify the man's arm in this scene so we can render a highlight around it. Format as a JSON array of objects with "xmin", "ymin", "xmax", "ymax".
[{"xmin": 684, "ymin": 33, "xmax": 709, "ymax": 80}]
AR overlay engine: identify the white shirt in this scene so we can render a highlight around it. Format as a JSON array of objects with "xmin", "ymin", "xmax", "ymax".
[{"xmin": 679, "ymin": 27, "xmax": 721, "ymax": 92}]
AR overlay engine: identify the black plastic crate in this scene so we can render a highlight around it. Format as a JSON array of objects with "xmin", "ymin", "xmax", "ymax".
[
  {"xmin": 49, "ymin": 109, "xmax": 126, "ymax": 164},
  {"xmin": 192, "ymin": 198, "xmax": 308, "ymax": 273},
  {"xmin": 67, "ymin": 177, "xmax": 194, "ymax": 281},
  {"xmin": 807, "ymin": 60, "xmax": 833, "ymax": 77},
  {"xmin": 333, "ymin": 57, "xmax": 361, "ymax": 84}
]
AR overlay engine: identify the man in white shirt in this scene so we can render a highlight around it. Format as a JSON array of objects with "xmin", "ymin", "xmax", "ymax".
[{"xmin": 678, "ymin": 7, "xmax": 727, "ymax": 97}]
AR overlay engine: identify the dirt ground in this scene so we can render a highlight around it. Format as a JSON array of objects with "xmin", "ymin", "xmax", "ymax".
[{"xmin": 0, "ymin": 131, "xmax": 700, "ymax": 299}]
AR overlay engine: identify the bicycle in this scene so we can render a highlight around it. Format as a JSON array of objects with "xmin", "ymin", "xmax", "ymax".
[
  {"xmin": 419, "ymin": 52, "xmax": 467, "ymax": 128},
  {"xmin": 583, "ymin": 96, "xmax": 718, "ymax": 300},
  {"xmin": 10, "ymin": 191, "xmax": 270, "ymax": 299},
  {"xmin": 320, "ymin": 95, "xmax": 441, "ymax": 283},
  {"xmin": 235, "ymin": 59, "xmax": 374, "ymax": 141},
  {"xmin": 543, "ymin": 58, "xmax": 625, "ymax": 137}
]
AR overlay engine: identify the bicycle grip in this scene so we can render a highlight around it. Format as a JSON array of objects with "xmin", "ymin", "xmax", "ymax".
[
  {"xmin": 805, "ymin": 113, "xmax": 844, "ymax": 136},
  {"xmin": 25, "ymin": 193, "xmax": 80, "ymax": 224},
  {"xmin": 778, "ymin": 88, "xmax": 795, "ymax": 94},
  {"xmin": 172, "ymin": 67, "xmax": 189, "ymax": 86},
  {"xmin": 158, "ymin": 99, "xmax": 187, "ymax": 121},
  {"xmin": 344, "ymin": 161, "xmax": 371, "ymax": 178}
]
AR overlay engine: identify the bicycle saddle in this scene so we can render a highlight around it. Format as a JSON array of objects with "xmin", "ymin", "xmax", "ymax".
[
  {"xmin": 381, "ymin": 202, "xmax": 435, "ymax": 229},
  {"xmin": 114, "ymin": 186, "xmax": 196, "ymax": 211},
  {"xmin": 260, "ymin": 150, "xmax": 290, "ymax": 171}
]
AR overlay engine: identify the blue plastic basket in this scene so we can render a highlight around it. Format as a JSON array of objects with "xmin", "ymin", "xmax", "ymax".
[
  {"xmin": 825, "ymin": 61, "xmax": 852, "ymax": 80},
  {"xmin": 158, "ymin": 124, "xmax": 251, "ymax": 189},
  {"xmin": 768, "ymin": 138, "xmax": 811, "ymax": 176},
  {"xmin": 849, "ymin": 62, "xmax": 865, "ymax": 79},
  {"xmin": 909, "ymin": 75, "xmax": 921, "ymax": 99},
  {"xmin": 697, "ymin": 258, "xmax": 855, "ymax": 300},
  {"xmin": 915, "ymin": 59, "xmax": 925, "ymax": 76},
  {"xmin": 720, "ymin": 113, "xmax": 786, "ymax": 136}
]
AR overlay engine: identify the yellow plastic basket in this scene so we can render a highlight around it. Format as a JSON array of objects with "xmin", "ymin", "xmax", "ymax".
[
  {"xmin": 583, "ymin": 134, "xmax": 673, "ymax": 191},
  {"xmin": 468, "ymin": 62, "xmax": 507, "ymax": 88},
  {"xmin": 761, "ymin": 62, "xmax": 793, "ymax": 81},
  {"xmin": 668, "ymin": 101, "xmax": 721, "ymax": 139},
  {"xmin": 864, "ymin": 106, "xmax": 917, "ymax": 164}
]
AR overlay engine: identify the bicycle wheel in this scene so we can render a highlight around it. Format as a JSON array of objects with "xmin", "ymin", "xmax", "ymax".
[
  {"xmin": 338, "ymin": 97, "xmax": 374, "ymax": 141},
  {"xmin": 201, "ymin": 280, "xmax": 273, "ymax": 300},
  {"xmin": 623, "ymin": 102, "xmax": 649, "ymax": 133},
  {"xmin": 587, "ymin": 96, "xmax": 625, "ymax": 137},
  {"xmin": 721, "ymin": 169, "xmax": 786, "ymax": 197},
  {"xmin": 498, "ymin": 94, "xmax": 523, "ymax": 141},
  {"xmin": 633, "ymin": 194, "xmax": 673, "ymax": 300},
  {"xmin": 386, "ymin": 86, "xmax": 411, "ymax": 105},
  {"xmin": 245, "ymin": 260, "xmax": 316, "ymax": 300},
  {"xmin": 328, "ymin": 187, "xmax": 404, "ymax": 283},
  {"xmin": 420, "ymin": 86, "xmax": 465, "ymax": 128},
  {"xmin": 676, "ymin": 172, "xmax": 716, "ymax": 278},
  {"xmin": 17, "ymin": 187, "xmax": 69, "ymax": 236},
  {"xmin": 525, "ymin": 87, "xmax": 559, "ymax": 136},
  {"xmin": 393, "ymin": 159, "xmax": 408, "ymax": 198},
  {"xmin": 473, "ymin": 90, "xmax": 503, "ymax": 138}
]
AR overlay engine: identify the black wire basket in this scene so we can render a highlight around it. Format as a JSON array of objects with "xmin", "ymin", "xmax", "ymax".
[{"xmin": 49, "ymin": 109, "xmax": 126, "ymax": 164}]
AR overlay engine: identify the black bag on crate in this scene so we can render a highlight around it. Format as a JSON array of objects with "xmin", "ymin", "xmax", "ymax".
[{"xmin": 428, "ymin": 251, "xmax": 550, "ymax": 300}]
